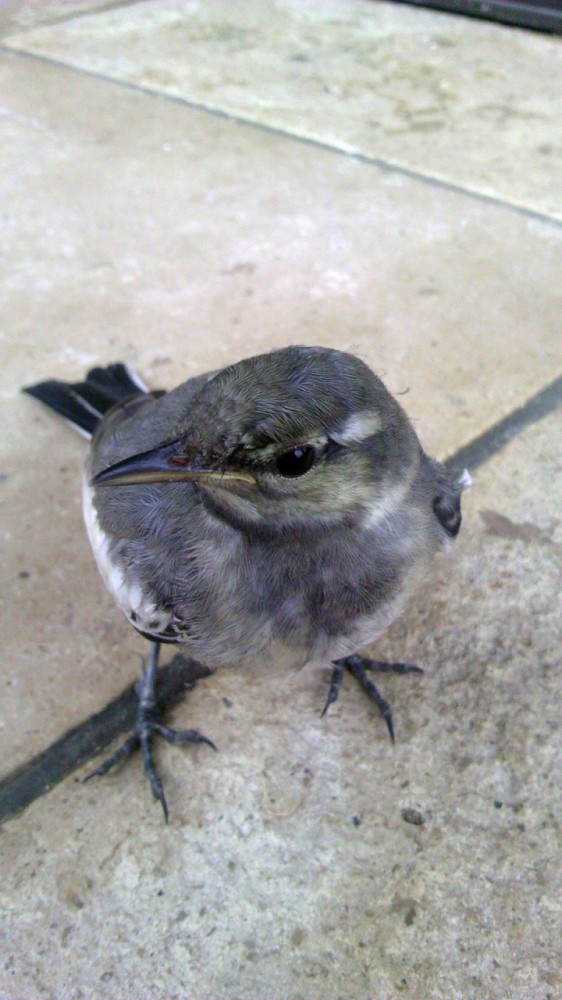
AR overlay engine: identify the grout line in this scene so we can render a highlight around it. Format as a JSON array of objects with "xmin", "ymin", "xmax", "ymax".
[
  {"xmin": 0, "ymin": 655, "xmax": 213, "ymax": 826},
  {"xmin": 0, "ymin": 0, "xmax": 142, "ymax": 37},
  {"xmin": 1, "ymin": 374, "xmax": 560, "ymax": 826},
  {"xmin": 1, "ymin": 43, "xmax": 561, "ymax": 230},
  {"xmin": 444, "ymin": 375, "xmax": 562, "ymax": 477}
]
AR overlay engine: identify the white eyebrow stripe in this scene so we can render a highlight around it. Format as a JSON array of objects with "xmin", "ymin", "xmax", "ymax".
[
  {"xmin": 241, "ymin": 433, "xmax": 328, "ymax": 458},
  {"xmin": 331, "ymin": 411, "xmax": 381, "ymax": 445}
]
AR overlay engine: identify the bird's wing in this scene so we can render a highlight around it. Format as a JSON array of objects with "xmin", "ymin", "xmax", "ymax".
[
  {"xmin": 431, "ymin": 464, "xmax": 462, "ymax": 538},
  {"xmin": 90, "ymin": 368, "xmax": 221, "ymax": 475}
]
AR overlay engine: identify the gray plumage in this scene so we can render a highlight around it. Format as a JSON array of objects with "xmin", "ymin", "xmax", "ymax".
[
  {"xmin": 24, "ymin": 346, "xmax": 465, "ymax": 818},
  {"xmin": 85, "ymin": 346, "xmax": 460, "ymax": 666}
]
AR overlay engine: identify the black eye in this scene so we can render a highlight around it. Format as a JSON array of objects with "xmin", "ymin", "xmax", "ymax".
[{"xmin": 275, "ymin": 445, "xmax": 316, "ymax": 478}]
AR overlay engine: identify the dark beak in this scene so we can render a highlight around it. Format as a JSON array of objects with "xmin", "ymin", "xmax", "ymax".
[{"xmin": 90, "ymin": 437, "xmax": 254, "ymax": 487}]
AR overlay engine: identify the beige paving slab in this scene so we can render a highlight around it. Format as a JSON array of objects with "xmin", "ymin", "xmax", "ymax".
[
  {"xmin": 4, "ymin": 0, "xmax": 562, "ymax": 219},
  {"xmin": 1, "ymin": 48, "xmax": 561, "ymax": 775},
  {"xmin": 0, "ymin": 0, "xmax": 132, "ymax": 39},
  {"xmin": 1, "ymin": 410, "xmax": 560, "ymax": 1000}
]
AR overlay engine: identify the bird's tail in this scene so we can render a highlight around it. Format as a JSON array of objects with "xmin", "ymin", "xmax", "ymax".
[{"xmin": 22, "ymin": 363, "xmax": 149, "ymax": 439}]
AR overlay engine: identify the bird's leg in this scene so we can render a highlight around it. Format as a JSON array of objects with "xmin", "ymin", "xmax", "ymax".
[
  {"xmin": 322, "ymin": 653, "xmax": 423, "ymax": 743},
  {"xmin": 84, "ymin": 641, "xmax": 216, "ymax": 821},
  {"xmin": 320, "ymin": 661, "xmax": 344, "ymax": 718}
]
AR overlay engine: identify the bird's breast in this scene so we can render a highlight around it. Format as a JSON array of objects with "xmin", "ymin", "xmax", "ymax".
[
  {"xmin": 82, "ymin": 477, "xmax": 179, "ymax": 638},
  {"xmin": 82, "ymin": 476, "xmax": 435, "ymax": 669}
]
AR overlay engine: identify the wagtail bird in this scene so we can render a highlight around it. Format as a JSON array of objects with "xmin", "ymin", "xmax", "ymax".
[{"xmin": 23, "ymin": 346, "xmax": 468, "ymax": 820}]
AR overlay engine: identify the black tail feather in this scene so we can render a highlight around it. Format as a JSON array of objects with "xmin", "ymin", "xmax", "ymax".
[
  {"xmin": 23, "ymin": 362, "xmax": 148, "ymax": 437},
  {"xmin": 84, "ymin": 363, "xmax": 147, "ymax": 398}
]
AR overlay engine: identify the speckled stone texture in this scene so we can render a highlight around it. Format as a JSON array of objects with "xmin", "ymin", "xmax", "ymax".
[
  {"xmin": 1, "ymin": 410, "xmax": 560, "ymax": 1000},
  {"xmin": 4, "ymin": 0, "xmax": 562, "ymax": 218},
  {"xmin": 0, "ymin": 0, "xmax": 130, "ymax": 38},
  {"xmin": 2, "ymin": 46, "xmax": 560, "ymax": 776},
  {"xmin": 0, "ymin": 1, "xmax": 561, "ymax": 998}
]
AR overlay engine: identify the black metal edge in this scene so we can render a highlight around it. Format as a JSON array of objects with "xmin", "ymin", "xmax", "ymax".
[{"xmin": 389, "ymin": 0, "xmax": 562, "ymax": 34}]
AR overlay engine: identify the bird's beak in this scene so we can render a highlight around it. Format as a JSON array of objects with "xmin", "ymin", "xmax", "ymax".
[{"xmin": 90, "ymin": 437, "xmax": 255, "ymax": 487}]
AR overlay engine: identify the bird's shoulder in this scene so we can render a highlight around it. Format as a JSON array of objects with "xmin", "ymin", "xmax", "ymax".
[
  {"xmin": 425, "ymin": 456, "xmax": 462, "ymax": 538},
  {"xmin": 90, "ymin": 367, "xmax": 221, "ymax": 474}
]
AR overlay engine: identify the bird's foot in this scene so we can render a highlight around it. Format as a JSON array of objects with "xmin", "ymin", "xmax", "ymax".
[
  {"xmin": 84, "ymin": 644, "xmax": 215, "ymax": 821},
  {"xmin": 321, "ymin": 653, "xmax": 423, "ymax": 743}
]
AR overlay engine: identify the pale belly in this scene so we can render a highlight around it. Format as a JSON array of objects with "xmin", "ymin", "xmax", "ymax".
[
  {"xmin": 82, "ymin": 477, "xmax": 176, "ymax": 638},
  {"xmin": 82, "ymin": 475, "xmax": 429, "ymax": 670}
]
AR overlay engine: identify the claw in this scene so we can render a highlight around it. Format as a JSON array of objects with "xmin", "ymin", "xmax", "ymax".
[
  {"xmin": 140, "ymin": 728, "xmax": 169, "ymax": 822},
  {"xmin": 83, "ymin": 733, "xmax": 138, "ymax": 781},
  {"xmin": 83, "ymin": 642, "xmax": 214, "ymax": 820},
  {"xmin": 361, "ymin": 659, "xmax": 423, "ymax": 676},
  {"xmin": 151, "ymin": 722, "xmax": 217, "ymax": 751},
  {"xmin": 322, "ymin": 654, "xmax": 423, "ymax": 741},
  {"xmin": 320, "ymin": 662, "xmax": 344, "ymax": 717}
]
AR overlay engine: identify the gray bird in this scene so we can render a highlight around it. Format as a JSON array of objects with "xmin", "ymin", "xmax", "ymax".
[{"xmin": 24, "ymin": 346, "xmax": 467, "ymax": 819}]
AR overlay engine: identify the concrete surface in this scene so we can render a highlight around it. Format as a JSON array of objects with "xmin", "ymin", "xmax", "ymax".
[
  {"xmin": 3, "ymin": 45, "xmax": 561, "ymax": 775},
  {"xmin": 2, "ymin": 413, "xmax": 560, "ymax": 1000},
  {"xmin": 0, "ymin": 1, "xmax": 561, "ymax": 998},
  {"xmin": 4, "ymin": 0, "xmax": 562, "ymax": 218},
  {"xmin": 0, "ymin": 0, "xmax": 125, "ymax": 38}
]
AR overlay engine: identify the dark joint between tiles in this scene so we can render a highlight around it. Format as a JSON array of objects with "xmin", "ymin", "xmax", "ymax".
[
  {"xmin": 1, "ymin": 375, "xmax": 560, "ymax": 827},
  {"xmin": 0, "ymin": 656, "xmax": 212, "ymax": 827},
  {"xmin": 1, "ymin": 44, "xmax": 561, "ymax": 231},
  {"xmin": 1, "ymin": 0, "xmax": 143, "ymax": 36},
  {"xmin": 443, "ymin": 374, "xmax": 562, "ymax": 478}
]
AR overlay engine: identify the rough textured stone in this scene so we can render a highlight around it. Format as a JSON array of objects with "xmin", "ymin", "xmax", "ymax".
[
  {"xmin": 0, "ymin": 0, "xmax": 126, "ymax": 38},
  {"xmin": 2, "ymin": 45, "xmax": 561, "ymax": 771},
  {"xmin": 0, "ymin": 3, "xmax": 560, "ymax": 997},
  {"xmin": 1, "ymin": 411, "xmax": 560, "ymax": 1000},
  {"xmin": 4, "ymin": 0, "xmax": 562, "ymax": 218}
]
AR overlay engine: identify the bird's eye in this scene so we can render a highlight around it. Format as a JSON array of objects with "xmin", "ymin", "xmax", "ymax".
[{"xmin": 275, "ymin": 445, "xmax": 316, "ymax": 478}]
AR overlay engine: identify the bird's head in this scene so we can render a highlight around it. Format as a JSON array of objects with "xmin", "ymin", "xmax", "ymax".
[{"xmin": 91, "ymin": 346, "xmax": 421, "ymax": 537}]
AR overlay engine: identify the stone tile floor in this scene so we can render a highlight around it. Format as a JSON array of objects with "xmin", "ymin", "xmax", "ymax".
[
  {"xmin": 4, "ymin": 0, "xmax": 562, "ymax": 217},
  {"xmin": 0, "ymin": 2, "xmax": 560, "ymax": 998}
]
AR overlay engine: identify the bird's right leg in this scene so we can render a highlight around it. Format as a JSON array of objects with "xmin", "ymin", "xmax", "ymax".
[{"xmin": 84, "ymin": 641, "xmax": 215, "ymax": 821}]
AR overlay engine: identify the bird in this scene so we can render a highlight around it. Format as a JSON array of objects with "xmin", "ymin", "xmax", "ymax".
[{"xmin": 23, "ymin": 346, "xmax": 468, "ymax": 820}]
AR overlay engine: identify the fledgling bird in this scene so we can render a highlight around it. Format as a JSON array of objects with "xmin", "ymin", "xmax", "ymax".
[{"xmin": 24, "ymin": 346, "xmax": 467, "ymax": 819}]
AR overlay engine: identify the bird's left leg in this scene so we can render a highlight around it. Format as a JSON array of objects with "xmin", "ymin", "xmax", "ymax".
[
  {"xmin": 321, "ymin": 653, "xmax": 423, "ymax": 742},
  {"xmin": 85, "ymin": 641, "xmax": 215, "ymax": 821}
]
